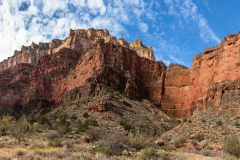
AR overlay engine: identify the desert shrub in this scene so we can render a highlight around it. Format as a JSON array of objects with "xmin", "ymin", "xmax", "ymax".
[
  {"xmin": 16, "ymin": 150, "xmax": 26, "ymax": 157},
  {"xmin": 120, "ymin": 120, "xmax": 132, "ymax": 131},
  {"xmin": 47, "ymin": 131, "xmax": 61, "ymax": 140},
  {"xmin": 103, "ymin": 132, "xmax": 126, "ymax": 155},
  {"xmin": 128, "ymin": 131, "xmax": 150, "ymax": 150},
  {"xmin": 159, "ymin": 150, "xmax": 170, "ymax": 160},
  {"xmin": 65, "ymin": 141, "xmax": 74, "ymax": 149},
  {"xmin": 202, "ymin": 149, "xmax": 212, "ymax": 157},
  {"xmin": 95, "ymin": 153, "xmax": 108, "ymax": 160},
  {"xmin": 0, "ymin": 115, "xmax": 36, "ymax": 142},
  {"xmin": 0, "ymin": 107, "xmax": 9, "ymax": 117},
  {"xmin": 138, "ymin": 147, "xmax": 158, "ymax": 160},
  {"xmin": 83, "ymin": 112, "xmax": 90, "ymax": 118},
  {"xmin": 11, "ymin": 115, "xmax": 32, "ymax": 144},
  {"xmin": 30, "ymin": 122, "xmax": 40, "ymax": 132},
  {"xmin": 234, "ymin": 121, "xmax": 240, "ymax": 127},
  {"xmin": 85, "ymin": 118, "xmax": 98, "ymax": 126},
  {"xmin": 0, "ymin": 115, "xmax": 14, "ymax": 136},
  {"xmin": 0, "ymin": 156, "xmax": 11, "ymax": 160},
  {"xmin": 191, "ymin": 139, "xmax": 198, "ymax": 147},
  {"xmin": 56, "ymin": 126, "xmax": 70, "ymax": 135},
  {"xmin": 29, "ymin": 143, "xmax": 46, "ymax": 150},
  {"xmin": 216, "ymin": 120, "xmax": 223, "ymax": 126},
  {"xmin": 192, "ymin": 133, "xmax": 205, "ymax": 142},
  {"xmin": 85, "ymin": 127, "xmax": 103, "ymax": 142},
  {"xmin": 77, "ymin": 120, "xmax": 89, "ymax": 132},
  {"xmin": 94, "ymin": 132, "xmax": 126, "ymax": 155},
  {"xmin": 95, "ymin": 143, "xmax": 111, "ymax": 155},
  {"xmin": 70, "ymin": 114, "xmax": 77, "ymax": 120},
  {"xmin": 77, "ymin": 118, "xmax": 98, "ymax": 133},
  {"xmin": 37, "ymin": 116, "xmax": 49, "ymax": 125},
  {"xmin": 174, "ymin": 137, "xmax": 186, "ymax": 148},
  {"xmin": 48, "ymin": 138, "xmax": 63, "ymax": 148},
  {"xmin": 228, "ymin": 156, "xmax": 238, "ymax": 160},
  {"xmin": 57, "ymin": 113, "xmax": 68, "ymax": 126},
  {"xmin": 223, "ymin": 137, "xmax": 240, "ymax": 158}
]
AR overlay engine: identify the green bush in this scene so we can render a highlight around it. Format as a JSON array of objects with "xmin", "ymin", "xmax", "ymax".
[
  {"xmin": 95, "ymin": 143, "xmax": 111, "ymax": 155},
  {"xmin": 37, "ymin": 116, "xmax": 49, "ymax": 125},
  {"xmin": 223, "ymin": 137, "xmax": 240, "ymax": 158},
  {"xmin": 0, "ymin": 107, "xmax": 9, "ymax": 117},
  {"xmin": 128, "ymin": 131, "xmax": 149, "ymax": 150},
  {"xmin": 0, "ymin": 115, "xmax": 37, "ymax": 143},
  {"xmin": 70, "ymin": 114, "xmax": 77, "ymax": 120},
  {"xmin": 57, "ymin": 113, "xmax": 68, "ymax": 126},
  {"xmin": 16, "ymin": 150, "xmax": 25, "ymax": 157},
  {"xmin": 93, "ymin": 132, "xmax": 126, "ymax": 155},
  {"xmin": 11, "ymin": 115, "xmax": 32, "ymax": 144},
  {"xmin": 0, "ymin": 115, "xmax": 14, "ymax": 136},
  {"xmin": 85, "ymin": 127, "xmax": 103, "ymax": 142},
  {"xmin": 234, "ymin": 121, "xmax": 240, "ymax": 127},
  {"xmin": 77, "ymin": 120, "xmax": 89, "ymax": 132},
  {"xmin": 192, "ymin": 133, "xmax": 205, "ymax": 142},
  {"xmin": 216, "ymin": 120, "xmax": 223, "ymax": 126},
  {"xmin": 83, "ymin": 112, "xmax": 90, "ymax": 118},
  {"xmin": 77, "ymin": 118, "xmax": 98, "ymax": 132},
  {"xmin": 85, "ymin": 118, "xmax": 98, "ymax": 126},
  {"xmin": 120, "ymin": 120, "xmax": 132, "ymax": 131},
  {"xmin": 159, "ymin": 150, "xmax": 169, "ymax": 160},
  {"xmin": 48, "ymin": 138, "xmax": 63, "ymax": 148},
  {"xmin": 174, "ymin": 137, "xmax": 186, "ymax": 148},
  {"xmin": 138, "ymin": 147, "xmax": 158, "ymax": 160}
]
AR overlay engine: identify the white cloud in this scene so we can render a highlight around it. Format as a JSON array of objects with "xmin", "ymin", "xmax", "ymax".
[
  {"xmin": 164, "ymin": 0, "xmax": 220, "ymax": 44},
  {"xmin": 168, "ymin": 54, "xmax": 186, "ymax": 66},
  {"xmin": 0, "ymin": 0, "xmax": 221, "ymax": 65},
  {"xmin": 87, "ymin": 0, "xmax": 106, "ymax": 15},
  {"xmin": 69, "ymin": 0, "xmax": 85, "ymax": 8},
  {"xmin": 0, "ymin": 0, "xmax": 150, "ymax": 61},
  {"xmin": 139, "ymin": 22, "xmax": 148, "ymax": 33},
  {"xmin": 198, "ymin": 16, "xmax": 221, "ymax": 43},
  {"xmin": 157, "ymin": 39, "xmax": 186, "ymax": 66}
]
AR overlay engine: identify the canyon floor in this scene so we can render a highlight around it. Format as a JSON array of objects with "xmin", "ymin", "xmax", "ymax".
[{"xmin": 0, "ymin": 90, "xmax": 239, "ymax": 160}]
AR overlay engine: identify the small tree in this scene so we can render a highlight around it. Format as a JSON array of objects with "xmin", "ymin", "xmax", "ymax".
[
  {"xmin": 224, "ymin": 137, "xmax": 240, "ymax": 158},
  {"xmin": 11, "ymin": 115, "xmax": 31, "ymax": 144},
  {"xmin": 0, "ymin": 115, "xmax": 13, "ymax": 136}
]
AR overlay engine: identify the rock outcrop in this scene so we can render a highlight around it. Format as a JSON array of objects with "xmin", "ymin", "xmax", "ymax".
[{"xmin": 0, "ymin": 28, "xmax": 239, "ymax": 117}]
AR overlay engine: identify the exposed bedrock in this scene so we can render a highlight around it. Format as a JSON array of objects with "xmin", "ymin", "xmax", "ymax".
[{"xmin": 0, "ymin": 29, "xmax": 239, "ymax": 117}]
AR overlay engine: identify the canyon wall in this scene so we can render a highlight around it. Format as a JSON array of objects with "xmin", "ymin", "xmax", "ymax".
[
  {"xmin": 0, "ymin": 28, "xmax": 239, "ymax": 117},
  {"xmin": 0, "ymin": 28, "xmax": 155, "ymax": 72}
]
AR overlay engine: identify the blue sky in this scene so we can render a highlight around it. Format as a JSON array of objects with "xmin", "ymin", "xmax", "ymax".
[{"xmin": 0, "ymin": 0, "xmax": 239, "ymax": 67}]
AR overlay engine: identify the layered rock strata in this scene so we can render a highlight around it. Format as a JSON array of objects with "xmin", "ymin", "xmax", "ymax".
[{"xmin": 0, "ymin": 29, "xmax": 239, "ymax": 117}]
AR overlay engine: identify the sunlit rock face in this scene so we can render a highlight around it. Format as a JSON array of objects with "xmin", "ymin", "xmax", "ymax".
[
  {"xmin": 190, "ymin": 34, "xmax": 240, "ymax": 109},
  {"xmin": 0, "ymin": 29, "xmax": 239, "ymax": 117}
]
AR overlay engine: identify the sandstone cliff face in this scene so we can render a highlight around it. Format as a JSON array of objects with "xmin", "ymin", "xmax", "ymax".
[
  {"xmin": 190, "ymin": 33, "xmax": 240, "ymax": 109},
  {"xmin": 0, "ymin": 28, "xmax": 155, "ymax": 72},
  {"xmin": 161, "ymin": 64, "xmax": 192, "ymax": 117},
  {"xmin": 0, "ymin": 29, "xmax": 239, "ymax": 117}
]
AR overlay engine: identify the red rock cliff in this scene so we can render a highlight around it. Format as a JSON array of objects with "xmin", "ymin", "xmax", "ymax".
[{"xmin": 0, "ymin": 29, "xmax": 239, "ymax": 117}]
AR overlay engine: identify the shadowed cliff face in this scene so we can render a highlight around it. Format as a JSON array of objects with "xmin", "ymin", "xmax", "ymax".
[{"xmin": 0, "ymin": 28, "xmax": 239, "ymax": 117}]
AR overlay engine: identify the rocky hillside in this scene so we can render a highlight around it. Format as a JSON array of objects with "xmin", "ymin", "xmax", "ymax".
[{"xmin": 0, "ymin": 28, "xmax": 239, "ymax": 118}]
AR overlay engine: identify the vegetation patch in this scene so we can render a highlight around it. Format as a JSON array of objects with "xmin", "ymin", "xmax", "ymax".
[
  {"xmin": 192, "ymin": 133, "xmax": 205, "ymax": 142},
  {"xmin": 224, "ymin": 137, "xmax": 240, "ymax": 158},
  {"xmin": 138, "ymin": 147, "xmax": 159, "ymax": 160},
  {"xmin": 120, "ymin": 120, "xmax": 133, "ymax": 131}
]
